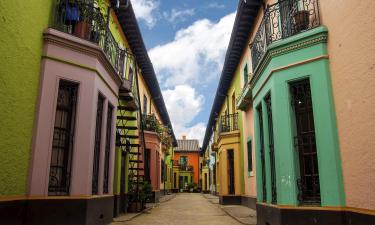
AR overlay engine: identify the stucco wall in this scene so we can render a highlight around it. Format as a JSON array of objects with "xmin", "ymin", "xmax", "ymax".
[
  {"xmin": 174, "ymin": 152, "xmax": 200, "ymax": 184},
  {"xmin": 0, "ymin": 0, "xmax": 53, "ymax": 196},
  {"xmin": 238, "ymin": 26, "xmax": 257, "ymax": 198},
  {"xmin": 319, "ymin": 0, "xmax": 375, "ymax": 210}
]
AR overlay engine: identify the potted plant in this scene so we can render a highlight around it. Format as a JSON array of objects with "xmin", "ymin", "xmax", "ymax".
[
  {"xmin": 139, "ymin": 182, "xmax": 152, "ymax": 208},
  {"xmin": 74, "ymin": 3, "xmax": 92, "ymax": 40},
  {"xmin": 293, "ymin": 10, "xmax": 310, "ymax": 33},
  {"xmin": 187, "ymin": 183, "xmax": 195, "ymax": 193},
  {"xmin": 127, "ymin": 180, "xmax": 142, "ymax": 212}
]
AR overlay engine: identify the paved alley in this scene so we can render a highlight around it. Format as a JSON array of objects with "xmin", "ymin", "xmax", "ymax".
[{"xmin": 111, "ymin": 193, "xmax": 242, "ymax": 225}]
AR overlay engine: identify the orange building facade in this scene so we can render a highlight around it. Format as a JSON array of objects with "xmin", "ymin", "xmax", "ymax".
[{"xmin": 172, "ymin": 136, "xmax": 200, "ymax": 192}]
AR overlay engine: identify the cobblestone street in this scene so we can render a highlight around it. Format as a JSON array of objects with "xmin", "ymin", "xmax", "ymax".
[{"xmin": 112, "ymin": 193, "xmax": 242, "ymax": 225}]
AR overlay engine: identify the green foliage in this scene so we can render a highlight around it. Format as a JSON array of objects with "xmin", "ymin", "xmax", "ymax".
[{"xmin": 139, "ymin": 181, "xmax": 152, "ymax": 203}]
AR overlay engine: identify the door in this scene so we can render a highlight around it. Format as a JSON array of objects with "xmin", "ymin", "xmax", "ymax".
[
  {"xmin": 227, "ymin": 150, "xmax": 235, "ymax": 195},
  {"xmin": 290, "ymin": 79, "xmax": 320, "ymax": 205}
]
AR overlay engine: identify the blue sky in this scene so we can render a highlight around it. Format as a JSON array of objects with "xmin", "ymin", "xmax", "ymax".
[{"xmin": 132, "ymin": 0, "xmax": 238, "ymax": 144}]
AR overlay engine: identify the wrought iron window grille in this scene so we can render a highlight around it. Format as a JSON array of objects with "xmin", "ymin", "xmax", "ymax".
[
  {"xmin": 92, "ymin": 94, "xmax": 105, "ymax": 195},
  {"xmin": 48, "ymin": 80, "xmax": 79, "ymax": 196},
  {"xmin": 290, "ymin": 79, "xmax": 321, "ymax": 205}
]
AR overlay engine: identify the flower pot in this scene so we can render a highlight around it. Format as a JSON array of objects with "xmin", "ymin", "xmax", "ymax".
[
  {"xmin": 294, "ymin": 10, "xmax": 310, "ymax": 33},
  {"xmin": 74, "ymin": 21, "xmax": 91, "ymax": 40},
  {"xmin": 128, "ymin": 202, "xmax": 142, "ymax": 213}
]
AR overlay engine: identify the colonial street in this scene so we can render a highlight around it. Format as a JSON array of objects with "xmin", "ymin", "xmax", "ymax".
[{"xmin": 112, "ymin": 193, "xmax": 242, "ymax": 225}]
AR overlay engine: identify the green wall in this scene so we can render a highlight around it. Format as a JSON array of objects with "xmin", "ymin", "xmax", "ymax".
[
  {"xmin": 252, "ymin": 27, "xmax": 345, "ymax": 206},
  {"xmin": 0, "ymin": 1, "xmax": 53, "ymax": 196}
]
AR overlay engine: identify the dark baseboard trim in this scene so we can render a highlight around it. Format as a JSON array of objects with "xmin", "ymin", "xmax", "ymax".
[
  {"xmin": 149, "ymin": 190, "xmax": 160, "ymax": 203},
  {"xmin": 0, "ymin": 196, "xmax": 113, "ymax": 225},
  {"xmin": 256, "ymin": 203, "xmax": 375, "ymax": 225},
  {"xmin": 113, "ymin": 194, "xmax": 128, "ymax": 217},
  {"xmin": 219, "ymin": 195, "xmax": 242, "ymax": 205},
  {"xmin": 241, "ymin": 196, "xmax": 256, "ymax": 210}
]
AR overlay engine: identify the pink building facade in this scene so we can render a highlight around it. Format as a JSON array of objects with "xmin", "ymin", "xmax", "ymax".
[{"xmin": 27, "ymin": 28, "xmax": 121, "ymax": 224}]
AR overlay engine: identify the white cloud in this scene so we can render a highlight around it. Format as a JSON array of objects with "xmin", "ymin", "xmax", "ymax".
[
  {"xmin": 162, "ymin": 85, "xmax": 206, "ymax": 145},
  {"xmin": 131, "ymin": 0, "xmax": 159, "ymax": 28},
  {"xmin": 163, "ymin": 85, "xmax": 204, "ymax": 126},
  {"xmin": 174, "ymin": 123, "xmax": 206, "ymax": 146},
  {"xmin": 207, "ymin": 3, "xmax": 226, "ymax": 9},
  {"xmin": 149, "ymin": 12, "xmax": 236, "ymax": 87},
  {"xmin": 163, "ymin": 8, "xmax": 195, "ymax": 24}
]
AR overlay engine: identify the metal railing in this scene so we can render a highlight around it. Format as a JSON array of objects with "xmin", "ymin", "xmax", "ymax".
[
  {"xmin": 53, "ymin": 0, "xmax": 125, "ymax": 78},
  {"xmin": 142, "ymin": 114, "xmax": 159, "ymax": 133},
  {"xmin": 219, "ymin": 113, "xmax": 239, "ymax": 134},
  {"xmin": 251, "ymin": 0, "xmax": 320, "ymax": 71}
]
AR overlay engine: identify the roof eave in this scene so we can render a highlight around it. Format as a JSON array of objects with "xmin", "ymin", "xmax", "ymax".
[{"xmin": 201, "ymin": 0, "xmax": 262, "ymax": 152}]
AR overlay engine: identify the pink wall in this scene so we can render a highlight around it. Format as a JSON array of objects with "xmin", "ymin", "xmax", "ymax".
[
  {"xmin": 319, "ymin": 0, "xmax": 375, "ymax": 210},
  {"xmin": 144, "ymin": 131, "xmax": 161, "ymax": 191},
  {"xmin": 28, "ymin": 29, "xmax": 120, "ymax": 196}
]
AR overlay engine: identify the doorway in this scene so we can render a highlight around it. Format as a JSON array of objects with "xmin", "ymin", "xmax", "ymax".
[{"xmin": 227, "ymin": 150, "xmax": 235, "ymax": 194}]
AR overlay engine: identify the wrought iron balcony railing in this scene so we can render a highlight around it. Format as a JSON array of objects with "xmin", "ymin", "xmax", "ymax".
[
  {"xmin": 142, "ymin": 114, "xmax": 159, "ymax": 133},
  {"xmin": 179, "ymin": 165, "xmax": 194, "ymax": 172},
  {"xmin": 219, "ymin": 113, "xmax": 239, "ymax": 134},
  {"xmin": 53, "ymin": 0, "xmax": 126, "ymax": 78},
  {"xmin": 251, "ymin": 0, "xmax": 320, "ymax": 71}
]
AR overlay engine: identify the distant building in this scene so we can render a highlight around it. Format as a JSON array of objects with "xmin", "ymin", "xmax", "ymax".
[{"xmin": 172, "ymin": 136, "xmax": 201, "ymax": 192}]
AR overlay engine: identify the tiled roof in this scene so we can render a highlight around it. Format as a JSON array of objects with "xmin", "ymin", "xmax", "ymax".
[{"xmin": 175, "ymin": 139, "xmax": 200, "ymax": 152}]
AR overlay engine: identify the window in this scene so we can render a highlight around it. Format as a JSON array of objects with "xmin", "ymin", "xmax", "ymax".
[
  {"xmin": 92, "ymin": 94, "xmax": 105, "ymax": 195},
  {"xmin": 180, "ymin": 156, "xmax": 188, "ymax": 166},
  {"xmin": 257, "ymin": 104, "xmax": 267, "ymax": 202},
  {"xmin": 48, "ymin": 80, "xmax": 78, "ymax": 196},
  {"xmin": 265, "ymin": 94, "xmax": 277, "ymax": 204},
  {"xmin": 244, "ymin": 64, "xmax": 248, "ymax": 85},
  {"xmin": 128, "ymin": 67, "xmax": 134, "ymax": 84},
  {"xmin": 231, "ymin": 92, "xmax": 236, "ymax": 114},
  {"xmin": 290, "ymin": 79, "xmax": 320, "ymax": 204},
  {"xmin": 247, "ymin": 139, "xmax": 253, "ymax": 174},
  {"xmin": 143, "ymin": 95, "xmax": 148, "ymax": 114},
  {"xmin": 161, "ymin": 159, "xmax": 165, "ymax": 182},
  {"xmin": 103, "ymin": 104, "xmax": 113, "ymax": 194}
]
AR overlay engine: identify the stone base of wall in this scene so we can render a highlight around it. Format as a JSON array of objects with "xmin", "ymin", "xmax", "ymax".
[
  {"xmin": 149, "ymin": 190, "xmax": 160, "ymax": 203},
  {"xmin": 113, "ymin": 194, "xmax": 128, "ymax": 217},
  {"xmin": 218, "ymin": 195, "xmax": 256, "ymax": 210},
  {"xmin": 0, "ymin": 196, "xmax": 113, "ymax": 225},
  {"xmin": 256, "ymin": 203, "xmax": 375, "ymax": 225},
  {"xmin": 241, "ymin": 196, "xmax": 256, "ymax": 210},
  {"xmin": 219, "ymin": 195, "xmax": 242, "ymax": 205}
]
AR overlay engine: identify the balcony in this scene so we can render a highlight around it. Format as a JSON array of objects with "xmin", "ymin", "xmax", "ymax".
[
  {"xmin": 236, "ymin": 74, "xmax": 253, "ymax": 111},
  {"xmin": 172, "ymin": 161, "xmax": 193, "ymax": 171},
  {"xmin": 143, "ymin": 114, "xmax": 172, "ymax": 148},
  {"xmin": 218, "ymin": 113, "xmax": 239, "ymax": 135},
  {"xmin": 143, "ymin": 114, "xmax": 160, "ymax": 133},
  {"xmin": 52, "ymin": 0, "xmax": 128, "ymax": 82},
  {"xmin": 250, "ymin": 0, "xmax": 320, "ymax": 72}
]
